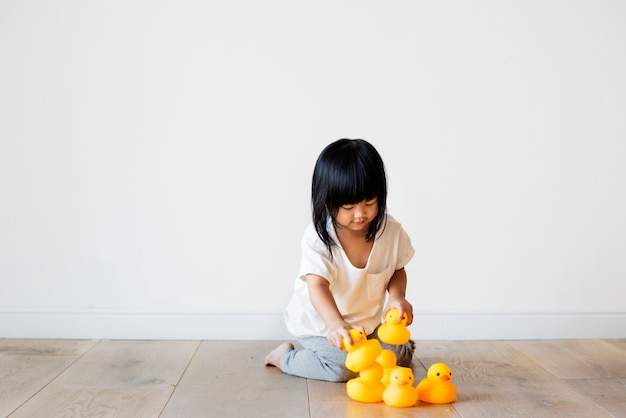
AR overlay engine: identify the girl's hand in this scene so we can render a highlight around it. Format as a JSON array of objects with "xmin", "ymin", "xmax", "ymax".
[
  {"xmin": 327, "ymin": 320, "xmax": 363, "ymax": 349},
  {"xmin": 385, "ymin": 268, "xmax": 412, "ymax": 325},
  {"xmin": 384, "ymin": 297, "xmax": 413, "ymax": 326}
]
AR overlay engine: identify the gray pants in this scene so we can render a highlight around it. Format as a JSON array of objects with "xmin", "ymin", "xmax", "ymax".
[{"xmin": 279, "ymin": 326, "xmax": 414, "ymax": 382}]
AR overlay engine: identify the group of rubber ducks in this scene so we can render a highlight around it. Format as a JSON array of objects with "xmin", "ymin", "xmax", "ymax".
[{"xmin": 341, "ymin": 308, "xmax": 457, "ymax": 408}]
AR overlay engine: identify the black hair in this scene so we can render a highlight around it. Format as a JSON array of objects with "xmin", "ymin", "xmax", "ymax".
[{"xmin": 311, "ymin": 138, "xmax": 387, "ymax": 255}]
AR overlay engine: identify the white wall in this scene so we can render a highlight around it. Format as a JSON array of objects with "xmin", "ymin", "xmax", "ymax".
[{"xmin": 1, "ymin": 1, "xmax": 625, "ymax": 340}]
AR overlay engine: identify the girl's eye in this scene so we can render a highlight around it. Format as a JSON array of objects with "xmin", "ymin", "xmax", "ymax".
[
  {"xmin": 341, "ymin": 205, "xmax": 354, "ymax": 210},
  {"xmin": 365, "ymin": 199, "xmax": 377, "ymax": 206}
]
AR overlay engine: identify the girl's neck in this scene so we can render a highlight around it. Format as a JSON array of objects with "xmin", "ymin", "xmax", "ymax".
[{"xmin": 335, "ymin": 226, "xmax": 373, "ymax": 269}]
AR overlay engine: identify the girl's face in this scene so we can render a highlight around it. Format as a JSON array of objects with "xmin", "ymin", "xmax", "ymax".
[{"xmin": 334, "ymin": 198, "xmax": 379, "ymax": 234}]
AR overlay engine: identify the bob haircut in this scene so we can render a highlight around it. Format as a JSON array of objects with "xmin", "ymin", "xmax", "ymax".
[{"xmin": 311, "ymin": 138, "xmax": 387, "ymax": 255}]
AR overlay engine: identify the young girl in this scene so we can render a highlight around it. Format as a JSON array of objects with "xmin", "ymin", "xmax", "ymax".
[{"xmin": 265, "ymin": 138, "xmax": 415, "ymax": 382}]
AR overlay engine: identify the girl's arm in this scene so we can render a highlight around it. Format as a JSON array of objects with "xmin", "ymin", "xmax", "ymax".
[
  {"xmin": 385, "ymin": 268, "xmax": 413, "ymax": 325},
  {"xmin": 306, "ymin": 274, "xmax": 359, "ymax": 349}
]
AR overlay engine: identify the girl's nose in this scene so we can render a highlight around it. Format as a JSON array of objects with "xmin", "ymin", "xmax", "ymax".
[{"xmin": 354, "ymin": 203, "xmax": 366, "ymax": 217}]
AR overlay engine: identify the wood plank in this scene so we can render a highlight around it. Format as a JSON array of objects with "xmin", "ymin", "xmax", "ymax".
[
  {"xmin": 9, "ymin": 340, "xmax": 199, "ymax": 417},
  {"xmin": 605, "ymin": 339, "xmax": 626, "ymax": 354},
  {"xmin": 161, "ymin": 340, "xmax": 309, "ymax": 418},
  {"xmin": 509, "ymin": 339, "xmax": 626, "ymax": 379},
  {"xmin": 0, "ymin": 353, "xmax": 80, "ymax": 417},
  {"xmin": 0, "ymin": 338, "xmax": 98, "ymax": 355},
  {"xmin": 9, "ymin": 388, "xmax": 171, "ymax": 418},
  {"xmin": 414, "ymin": 340, "xmax": 610, "ymax": 417},
  {"xmin": 567, "ymin": 378, "xmax": 626, "ymax": 417},
  {"xmin": 49, "ymin": 340, "xmax": 200, "ymax": 389}
]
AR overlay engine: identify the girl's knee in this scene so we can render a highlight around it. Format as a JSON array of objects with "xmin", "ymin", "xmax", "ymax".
[{"xmin": 396, "ymin": 344, "xmax": 414, "ymax": 367}]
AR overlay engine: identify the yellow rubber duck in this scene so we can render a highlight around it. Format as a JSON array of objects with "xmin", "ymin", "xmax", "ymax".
[
  {"xmin": 341, "ymin": 329, "xmax": 383, "ymax": 373},
  {"xmin": 376, "ymin": 349, "xmax": 397, "ymax": 387},
  {"xmin": 382, "ymin": 366, "xmax": 418, "ymax": 407},
  {"xmin": 378, "ymin": 308, "xmax": 410, "ymax": 345},
  {"xmin": 346, "ymin": 361, "xmax": 386, "ymax": 403},
  {"xmin": 417, "ymin": 363, "xmax": 457, "ymax": 404}
]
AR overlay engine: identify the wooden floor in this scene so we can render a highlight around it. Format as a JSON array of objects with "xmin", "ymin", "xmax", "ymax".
[{"xmin": 1, "ymin": 339, "xmax": 625, "ymax": 417}]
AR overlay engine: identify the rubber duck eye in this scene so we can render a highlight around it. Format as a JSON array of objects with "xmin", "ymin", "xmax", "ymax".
[{"xmin": 436, "ymin": 372, "xmax": 440, "ymax": 376}]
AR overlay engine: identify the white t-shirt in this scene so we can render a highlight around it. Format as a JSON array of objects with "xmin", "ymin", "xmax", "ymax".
[{"xmin": 284, "ymin": 214, "xmax": 415, "ymax": 338}]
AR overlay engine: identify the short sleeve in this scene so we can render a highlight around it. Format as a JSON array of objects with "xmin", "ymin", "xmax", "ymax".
[
  {"xmin": 395, "ymin": 224, "xmax": 415, "ymax": 270},
  {"xmin": 297, "ymin": 224, "xmax": 336, "ymax": 285}
]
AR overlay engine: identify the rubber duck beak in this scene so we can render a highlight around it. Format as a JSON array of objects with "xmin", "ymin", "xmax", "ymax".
[{"xmin": 441, "ymin": 375, "xmax": 451, "ymax": 382}]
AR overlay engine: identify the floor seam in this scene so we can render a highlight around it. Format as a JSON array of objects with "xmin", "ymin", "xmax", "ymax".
[
  {"xmin": 6, "ymin": 339, "xmax": 103, "ymax": 417},
  {"xmin": 158, "ymin": 340, "xmax": 203, "ymax": 417}
]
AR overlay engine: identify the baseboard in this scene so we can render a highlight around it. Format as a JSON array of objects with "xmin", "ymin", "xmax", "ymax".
[
  {"xmin": 409, "ymin": 309, "xmax": 626, "ymax": 340},
  {"xmin": 0, "ymin": 309, "xmax": 293, "ymax": 340},
  {"xmin": 1, "ymin": 309, "xmax": 625, "ymax": 340}
]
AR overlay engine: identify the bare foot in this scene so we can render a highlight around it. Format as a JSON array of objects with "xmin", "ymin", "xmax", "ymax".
[{"xmin": 264, "ymin": 342, "xmax": 294, "ymax": 370}]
